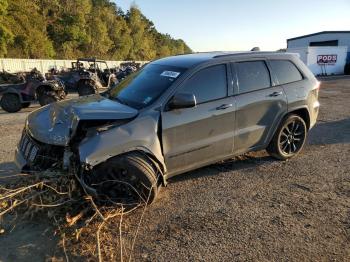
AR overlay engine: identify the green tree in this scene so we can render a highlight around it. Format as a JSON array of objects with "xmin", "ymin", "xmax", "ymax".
[
  {"xmin": 0, "ymin": 0, "xmax": 13, "ymax": 56},
  {"xmin": 125, "ymin": 6, "xmax": 155, "ymax": 60},
  {"xmin": 45, "ymin": 0, "xmax": 92, "ymax": 58},
  {"xmin": 96, "ymin": 2, "xmax": 132, "ymax": 60},
  {"xmin": 0, "ymin": 0, "xmax": 192, "ymax": 60},
  {"xmin": 4, "ymin": 0, "xmax": 54, "ymax": 58}
]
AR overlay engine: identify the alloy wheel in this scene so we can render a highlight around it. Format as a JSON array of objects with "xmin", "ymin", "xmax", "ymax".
[{"xmin": 279, "ymin": 119, "xmax": 306, "ymax": 155}]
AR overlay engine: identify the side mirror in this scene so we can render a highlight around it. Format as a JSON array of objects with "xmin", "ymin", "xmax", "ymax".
[{"xmin": 167, "ymin": 93, "xmax": 196, "ymax": 110}]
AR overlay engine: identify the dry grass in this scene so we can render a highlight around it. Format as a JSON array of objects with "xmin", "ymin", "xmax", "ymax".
[{"xmin": 0, "ymin": 170, "xmax": 152, "ymax": 261}]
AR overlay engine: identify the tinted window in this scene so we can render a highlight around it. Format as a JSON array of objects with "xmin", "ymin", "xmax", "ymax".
[
  {"xmin": 236, "ymin": 61, "xmax": 271, "ymax": 93},
  {"xmin": 109, "ymin": 64, "xmax": 186, "ymax": 109},
  {"xmin": 269, "ymin": 60, "xmax": 303, "ymax": 85},
  {"xmin": 180, "ymin": 64, "xmax": 227, "ymax": 103}
]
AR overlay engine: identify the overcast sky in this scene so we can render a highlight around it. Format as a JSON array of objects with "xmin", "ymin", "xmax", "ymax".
[{"xmin": 115, "ymin": 0, "xmax": 350, "ymax": 52}]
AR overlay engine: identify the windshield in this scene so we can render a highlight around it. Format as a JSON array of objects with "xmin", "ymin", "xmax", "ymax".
[{"xmin": 109, "ymin": 64, "xmax": 186, "ymax": 109}]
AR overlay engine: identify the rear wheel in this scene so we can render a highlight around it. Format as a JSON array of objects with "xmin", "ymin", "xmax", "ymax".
[
  {"xmin": 0, "ymin": 93, "xmax": 22, "ymax": 113},
  {"xmin": 84, "ymin": 152, "xmax": 160, "ymax": 206},
  {"xmin": 267, "ymin": 114, "xmax": 307, "ymax": 160},
  {"xmin": 77, "ymin": 80, "xmax": 96, "ymax": 96}
]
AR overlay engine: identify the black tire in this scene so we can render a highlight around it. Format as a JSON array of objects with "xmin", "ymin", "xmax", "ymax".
[
  {"xmin": 77, "ymin": 80, "xmax": 96, "ymax": 96},
  {"xmin": 38, "ymin": 93, "xmax": 57, "ymax": 106},
  {"xmin": 0, "ymin": 93, "xmax": 22, "ymax": 113},
  {"xmin": 267, "ymin": 114, "xmax": 307, "ymax": 160},
  {"xmin": 84, "ymin": 152, "xmax": 160, "ymax": 205},
  {"xmin": 21, "ymin": 102, "xmax": 31, "ymax": 108}
]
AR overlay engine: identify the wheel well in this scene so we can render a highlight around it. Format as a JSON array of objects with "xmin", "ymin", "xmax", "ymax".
[
  {"xmin": 136, "ymin": 150, "xmax": 166, "ymax": 186},
  {"xmin": 78, "ymin": 79, "xmax": 93, "ymax": 85},
  {"xmin": 36, "ymin": 85, "xmax": 53, "ymax": 95},
  {"xmin": 289, "ymin": 108, "xmax": 310, "ymax": 129},
  {"xmin": 78, "ymin": 79, "xmax": 85, "ymax": 85}
]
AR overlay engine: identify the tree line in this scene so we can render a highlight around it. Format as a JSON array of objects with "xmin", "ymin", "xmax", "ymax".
[{"xmin": 0, "ymin": 0, "xmax": 192, "ymax": 60}]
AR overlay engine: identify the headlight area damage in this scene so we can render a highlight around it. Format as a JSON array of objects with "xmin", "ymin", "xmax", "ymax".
[{"xmin": 15, "ymin": 95, "xmax": 165, "ymax": 204}]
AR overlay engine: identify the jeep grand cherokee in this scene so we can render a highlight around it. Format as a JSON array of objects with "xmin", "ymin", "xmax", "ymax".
[{"xmin": 15, "ymin": 52, "xmax": 320, "ymax": 204}]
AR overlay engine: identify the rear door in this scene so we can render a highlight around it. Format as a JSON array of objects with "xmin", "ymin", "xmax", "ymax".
[
  {"xmin": 161, "ymin": 64, "xmax": 236, "ymax": 176},
  {"xmin": 232, "ymin": 60, "xmax": 287, "ymax": 153}
]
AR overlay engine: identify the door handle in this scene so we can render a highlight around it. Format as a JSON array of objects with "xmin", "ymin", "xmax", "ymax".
[
  {"xmin": 216, "ymin": 104, "xmax": 233, "ymax": 110},
  {"xmin": 269, "ymin": 91, "xmax": 283, "ymax": 97}
]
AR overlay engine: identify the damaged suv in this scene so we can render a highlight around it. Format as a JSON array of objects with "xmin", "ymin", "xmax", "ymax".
[{"xmin": 15, "ymin": 52, "xmax": 320, "ymax": 204}]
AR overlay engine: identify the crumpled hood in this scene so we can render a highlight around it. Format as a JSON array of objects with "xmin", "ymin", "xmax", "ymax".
[{"xmin": 26, "ymin": 95, "xmax": 138, "ymax": 145}]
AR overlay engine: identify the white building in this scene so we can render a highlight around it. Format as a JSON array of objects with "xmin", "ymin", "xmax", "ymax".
[{"xmin": 287, "ymin": 31, "xmax": 350, "ymax": 75}]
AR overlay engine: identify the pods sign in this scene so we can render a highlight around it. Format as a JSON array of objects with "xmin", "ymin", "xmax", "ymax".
[{"xmin": 317, "ymin": 55, "xmax": 337, "ymax": 64}]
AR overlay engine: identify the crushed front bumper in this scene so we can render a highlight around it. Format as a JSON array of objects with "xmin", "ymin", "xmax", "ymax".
[
  {"xmin": 14, "ymin": 130, "xmax": 39, "ymax": 171},
  {"xmin": 14, "ymin": 147, "xmax": 28, "ymax": 172},
  {"xmin": 14, "ymin": 129, "xmax": 65, "ymax": 172}
]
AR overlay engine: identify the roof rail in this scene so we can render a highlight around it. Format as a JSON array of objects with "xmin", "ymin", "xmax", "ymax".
[
  {"xmin": 213, "ymin": 51, "xmax": 281, "ymax": 59},
  {"xmin": 172, "ymin": 51, "xmax": 223, "ymax": 56}
]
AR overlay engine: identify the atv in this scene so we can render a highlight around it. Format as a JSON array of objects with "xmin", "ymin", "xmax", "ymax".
[
  {"xmin": 114, "ymin": 62, "xmax": 142, "ymax": 82},
  {"xmin": 0, "ymin": 70, "xmax": 25, "ymax": 85},
  {"xmin": 50, "ymin": 58, "xmax": 117, "ymax": 96},
  {"xmin": 0, "ymin": 68, "xmax": 66, "ymax": 113}
]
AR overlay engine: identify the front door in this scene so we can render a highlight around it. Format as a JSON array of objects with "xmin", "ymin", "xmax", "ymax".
[{"xmin": 161, "ymin": 64, "xmax": 236, "ymax": 176}]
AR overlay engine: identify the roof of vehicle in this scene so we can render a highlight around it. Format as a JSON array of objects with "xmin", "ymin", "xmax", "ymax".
[{"xmin": 153, "ymin": 51, "xmax": 297, "ymax": 68}]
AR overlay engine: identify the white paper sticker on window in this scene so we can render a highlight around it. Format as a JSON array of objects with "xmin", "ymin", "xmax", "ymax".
[
  {"xmin": 160, "ymin": 71, "xmax": 180, "ymax": 78},
  {"xmin": 143, "ymin": 96, "xmax": 152, "ymax": 104}
]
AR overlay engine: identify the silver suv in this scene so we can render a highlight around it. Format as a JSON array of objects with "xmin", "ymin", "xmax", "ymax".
[{"xmin": 15, "ymin": 52, "xmax": 320, "ymax": 204}]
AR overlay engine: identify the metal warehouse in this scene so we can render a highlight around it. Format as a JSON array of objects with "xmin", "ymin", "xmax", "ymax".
[{"xmin": 287, "ymin": 31, "xmax": 350, "ymax": 75}]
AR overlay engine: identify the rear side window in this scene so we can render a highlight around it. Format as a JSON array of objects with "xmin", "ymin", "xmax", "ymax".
[
  {"xmin": 180, "ymin": 64, "xmax": 227, "ymax": 103},
  {"xmin": 235, "ymin": 61, "xmax": 271, "ymax": 93},
  {"xmin": 269, "ymin": 60, "xmax": 303, "ymax": 85}
]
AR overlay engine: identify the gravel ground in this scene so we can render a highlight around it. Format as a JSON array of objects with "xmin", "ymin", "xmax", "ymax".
[{"xmin": 0, "ymin": 79, "xmax": 349, "ymax": 261}]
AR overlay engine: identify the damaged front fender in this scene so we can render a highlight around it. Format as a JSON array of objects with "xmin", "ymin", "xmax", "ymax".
[{"xmin": 78, "ymin": 111, "xmax": 166, "ymax": 175}]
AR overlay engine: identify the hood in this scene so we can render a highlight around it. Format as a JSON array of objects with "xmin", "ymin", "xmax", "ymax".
[{"xmin": 26, "ymin": 95, "xmax": 138, "ymax": 146}]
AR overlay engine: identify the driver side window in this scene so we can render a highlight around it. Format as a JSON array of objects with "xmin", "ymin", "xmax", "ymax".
[{"xmin": 179, "ymin": 64, "xmax": 228, "ymax": 104}]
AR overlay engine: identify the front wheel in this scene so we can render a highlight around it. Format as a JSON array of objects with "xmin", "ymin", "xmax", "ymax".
[
  {"xmin": 0, "ymin": 93, "xmax": 22, "ymax": 113},
  {"xmin": 83, "ymin": 152, "xmax": 160, "ymax": 206},
  {"xmin": 267, "ymin": 114, "xmax": 307, "ymax": 160}
]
